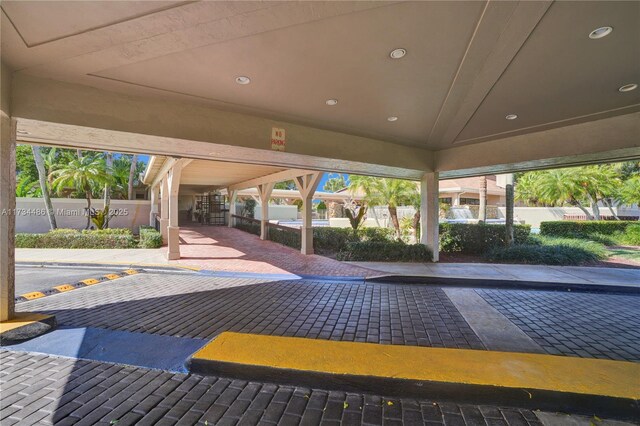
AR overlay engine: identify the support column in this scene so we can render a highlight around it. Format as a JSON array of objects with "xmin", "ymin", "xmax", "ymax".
[
  {"xmin": 420, "ymin": 172, "xmax": 439, "ymax": 262},
  {"xmin": 149, "ymin": 185, "xmax": 159, "ymax": 227},
  {"xmin": 159, "ymin": 178, "xmax": 169, "ymax": 244},
  {"xmin": 0, "ymin": 118, "xmax": 16, "ymax": 321},
  {"xmin": 227, "ymin": 189, "xmax": 237, "ymax": 228},
  {"xmin": 257, "ymin": 183, "xmax": 274, "ymax": 240},
  {"xmin": 294, "ymin": 173, "xmax": 322, "ymax": 255},
  {"xmin": 167, "ymin": 163, "xmax": 183, "ymax": 260}
]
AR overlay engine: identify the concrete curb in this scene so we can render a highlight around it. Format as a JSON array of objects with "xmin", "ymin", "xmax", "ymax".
[
  {"xmin": 16, "ymin": 261, "xmax": 198, "ymax": 274},
  {"xmin": 365, "ymin": 275, "xmax": 640, "ymax": 294}
]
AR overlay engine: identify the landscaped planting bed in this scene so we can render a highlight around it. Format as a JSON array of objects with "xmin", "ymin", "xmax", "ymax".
[{"xmin": 16, "ymin": 227, "xmax": 163, "ymax": 249}]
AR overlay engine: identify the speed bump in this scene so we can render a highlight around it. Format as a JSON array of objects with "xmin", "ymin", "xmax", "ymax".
[
  {"xmin": 190, "ymin": 332, "xmax": 640, "ymax": 421},
  {"xmin": 15, "ymin": 269, "xmax": 144, "ymax": 303}
]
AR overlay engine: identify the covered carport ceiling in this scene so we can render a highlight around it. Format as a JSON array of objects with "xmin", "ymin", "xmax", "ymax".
[
  {"xmin": 178, "ymin": 160, "xmax": 284, "ymax": 187},
  {"xmin": 2, "ymin": 1, "xmax": 638, "ymax": 177}
]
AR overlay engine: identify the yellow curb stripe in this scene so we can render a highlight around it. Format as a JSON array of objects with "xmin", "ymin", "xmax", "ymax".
[
  {"xmin": 0, "ymin": 313, "xmax": 53, "ymax": 333},
  {"xmin": 104, "ymin": 274, "xmax": 121, "ymax": 280},
  {"xmin": 21, "ymin": 291, "xmax": 46, "ymax": 300},
  {"xmin": 193, "ymin": 332, "xmax": 640, "ymax": 400},
  {"xmin": 81, "ymin": 278, "xmax": 100, "ymax": 285},
  {"xmin": 53, "ymin": 284, "xmax": 75, "ymax": 292},
  {"xmin": 123, "ymin": 269, "xmax": 138, "ymax": 275}
]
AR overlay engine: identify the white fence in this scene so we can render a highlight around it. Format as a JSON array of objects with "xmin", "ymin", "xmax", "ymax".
[{"xmin": 15, "ymin": 197, "xmax": 151, "ymax": 233}]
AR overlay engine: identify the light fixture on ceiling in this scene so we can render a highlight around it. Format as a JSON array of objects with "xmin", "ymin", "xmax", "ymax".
[
  {"xmin": 387, "ymin": 116, "xmax": 398, "ymax": 122},
  {"xmin": 235, "ymin": 76, "xmax": 251, "ymax": 85},
  {"xmin": 389, "ymin": 48, "xmax": 407, "ymax": 59},
  {"xmin": 618, "ymin": 83, "xmax": 638, "ymax": 92},
  {"xmin": 505, "ymin": 114, "xmax": 518, "ymax": 120},
  {"xmin": 325, "ymin": 99, "xmax": 338, "ymax": 106},
  {"xmin": 589, "ymin": 26, "xmax": 613, "ymax": 39}
]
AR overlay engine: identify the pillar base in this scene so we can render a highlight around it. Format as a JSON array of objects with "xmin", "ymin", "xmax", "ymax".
[
  {"xmin": 0, "ymin": 313, "xmax": 56, "ymax": 346},
  {"xmin": 159, "ymin": 218, "xmax": 169, "ymax": 244},
  {"xmin": 167, "ymin": 226, "xmax": 181, "ymax": 260},
  {"xmin": 301, "ymin": 227, "xmax": 314, "ymax": 255}
]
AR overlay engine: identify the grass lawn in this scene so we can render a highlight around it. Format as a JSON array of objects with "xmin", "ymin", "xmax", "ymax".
[{"xmin": 606, "ymin": 246, "xmax": 640, "ymax": 263}]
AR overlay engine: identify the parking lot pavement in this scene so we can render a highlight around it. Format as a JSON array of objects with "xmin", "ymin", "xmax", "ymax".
[
  {"xmin": 0, "ymin": 350, "xmax": 546, "ymax": 426},
  {"xmin": 15, "ymin": 265, "xmax": 132, "ymax": 296}
]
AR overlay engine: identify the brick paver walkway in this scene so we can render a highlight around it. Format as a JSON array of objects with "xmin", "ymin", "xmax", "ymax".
[
  {"xmin": 20, "ymin": 273, "xmax": 485, "ymax": 349},
  {"xmin": 175, "ymin": 227, "xmax": 379, "ymax": 277},
  {"xmin": 0, "ymin": 351, "xmax": 544, "ymax": 426},
  {"xmin": 477, "ymin": 289, "xmax": 640, "ymax": 362}
]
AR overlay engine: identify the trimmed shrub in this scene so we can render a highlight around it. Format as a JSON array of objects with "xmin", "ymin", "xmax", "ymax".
[
  {"xmin": 16, "ymin": 230, "xmax": 136, "ymax": 249},
  {"xmin": 486, "ymin": 237, "xmax": 607, "ymax": 265},
  {"xmin": 357, "ymin": 227, "xmax": 396, "ymax": 242},
  {"xmin": 621, "ymin": 224, "xmax": 640, "ymax": 246},
  {"xmin": 83, "ymin": 228, "xmax": 132, "ymax": 235},
  {"xmin": 439, "ymin": 223, "xmax": 531, "ymax": 254},
  {"xmin": 337, "ymin": 241, "xmax": 432, "ymax": 262},
  {"xmin": 269, "ymin": 227, "xmax": 301, "ymax": 250},
  {"xmin": 540, "ymin": 221, "xmax": 637, "ymax": 239},
  {"xmin": 138, "ymin": 226, "xmax": 162, "ymax": 248},
  {"xmin": 313, "ymin": 227, "xmax": 359, "ymax": 254},
  {"xmin": 235, "ymin": 221, "xmax": 261, "ymax": 236},
  {"xmin": 48, "ymin": 228, "xmax": 80, "ymax": 235}
]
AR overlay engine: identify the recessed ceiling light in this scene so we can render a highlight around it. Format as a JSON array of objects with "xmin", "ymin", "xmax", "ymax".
[
  {"xmin": 389, "ymin": 48, "xmax": 407, "ymax": 59},
  {"xmin": 505, "ymin": 114, "xmax": 518, "ymax": 120},
  {"xmin": 387, "ymin": 116, "xmax": 398, "ymax": 122},
  {"xmin": 235, "ymin": 76, "xmax": 251, "ymax": 85},
  {"xmin": 618, "ymin": 83, "xmax": 638, "ymax": 92},
  {"xmin": 589, "ymin": 26, "xmax": 613, "ymax": 39},
  {"xmin": 325, "ymin": 99, "xmax": 338, "ymax": 106}
]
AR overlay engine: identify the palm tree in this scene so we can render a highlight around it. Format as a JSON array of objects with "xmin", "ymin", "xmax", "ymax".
[
  {"xmin": 103, "ymin": 152, "xmax": 113, "ymax": 228},
  {"xmin": 619, "ymin": 175, "xmax": 640, "ymax": 206},
  {"xmin": 50, "ymin": 154, "xmax": 108, "ymax": 229},
  {"xmin": 478, "ymin": 176, "xmax": 487, "ymax": 222},
  {"xmin": 32, "ymin": 146, "xmax": 57, "ymax": 229},
  {"xmin": 128, "ymin": 154, "xmax": 138, "ymax": 200},
  {"xmin": 323, "ymin": 174, "xmax": 347, "ymax": 192},
  {"xmin": 349, "ymin": 176, "xmax": 416, "ymax": 238},
  {"xmin": 535, "ymin": 168, "xmax": 594, "ymax": 219}
]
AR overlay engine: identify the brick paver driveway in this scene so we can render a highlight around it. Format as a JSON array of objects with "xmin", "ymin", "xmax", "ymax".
[
  {"xmin": 3, "ymin": 271, "xmax": 639, "ymax": 424},
  {"xmin": 175, "ymin": 227, "xmax": 380, "ymax": 277}
]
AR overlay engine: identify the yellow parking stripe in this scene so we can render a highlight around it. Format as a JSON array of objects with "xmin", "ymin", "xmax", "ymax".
[
  {"xmin": 81, "ymin": 278, "xmax": 100, "ymax": 285},
  {"xmin": 21, "ymin": 291, "xmax": 46, "ymax": 300},
  {"xmin": 104, "ymin": 274, "xmax": 121, "ymax": 280},
  {"xmin": 192, "ymin": 332, "xmax": 640, "ymax": 400},
  {"xmin": 123, "ymin": 269, "xmax": 138, "ymax": 275},
  {"xmin": 53, "ymin": 284, "xmax": 75, "ymax": 292}
]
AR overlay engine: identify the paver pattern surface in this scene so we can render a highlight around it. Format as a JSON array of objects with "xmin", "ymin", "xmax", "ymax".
[
  {"xmin": 477, "ymin": 289, "xmax": 640, "ymax": 362},
  {"xmin": 19, "ymin": 273, "xmax": 485, "ymax": 349},
  {"xmin": 176, "ymin": 227, "xmax": 380, "ymax": 277},
  {"xmin": 0, "ymin": 351, "xmax": 544, "ymax": 426}
]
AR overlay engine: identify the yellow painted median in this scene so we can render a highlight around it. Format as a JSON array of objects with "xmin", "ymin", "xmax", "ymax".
[{"xmin": 192, "ymin": 332, "xmax": 640, "ymax": 400}]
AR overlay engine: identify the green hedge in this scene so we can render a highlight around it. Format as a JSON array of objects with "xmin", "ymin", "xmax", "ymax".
[
  {"xmin": 312, "ymin": 228, "xmax": 359, "ymax": 254},
  {"xmin": 269, "ymin": 227, "xmax": 301, "ymax": 250},
  {"xmin": 138, "ymin": 226, "xmax": 162, "ymax": 248},
  {"xmin": 357, "ymin": 227, "xmax": 396, "ymax": 242},
  {"xmin": 82, "ymin": 228, "xmax": 132, "ymax": 235},
  {"xmin": 621, "ymin": 224, "xmax": 640, "ymax": 246},
  {"xmin": 439, "ymin": 223, "xmax": 531, "ymax": 254},
  {"xmin": 337, "ymin": 241, "xmax": 432, "ymax": 262},
  {"xmin": 235, "ymin": 221, "xmax": 261, "ymax": 236},
  {"xmin": 486, "ymin": 236, "xmax": 607, "ymax": 265},
  {"xmin": 16, "ymin": 229, "xmax": 136, "ymax": 249},
  {"xmin": 540, "ymin": 221, "xmax": 637, "ymax": 238}
]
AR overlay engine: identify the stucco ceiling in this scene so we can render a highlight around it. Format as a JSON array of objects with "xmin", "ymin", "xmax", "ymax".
[{"xmin": 2, "ymin": 1, "xmax": 639, "ymax": 150}]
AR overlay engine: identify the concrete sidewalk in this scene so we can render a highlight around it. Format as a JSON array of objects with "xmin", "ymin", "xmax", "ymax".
[{"xmin": 348, "ymin": 262, "xmax": 640, "ymax": 287}]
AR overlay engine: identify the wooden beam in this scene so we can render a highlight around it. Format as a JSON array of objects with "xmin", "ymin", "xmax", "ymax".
[{"xmin": 228, "ymin": 169, "xmax": 318, "ymax": 192}]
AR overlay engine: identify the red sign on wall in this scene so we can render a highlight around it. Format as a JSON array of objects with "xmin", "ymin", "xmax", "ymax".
[{"xmin": 271, "ymin": 127, "xmax": 285, "ymax": 151}]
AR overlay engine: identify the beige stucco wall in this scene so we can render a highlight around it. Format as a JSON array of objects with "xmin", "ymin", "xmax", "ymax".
[{"xmin": 16, "ymin": 198, "xmax": 151, "ymax": 233}]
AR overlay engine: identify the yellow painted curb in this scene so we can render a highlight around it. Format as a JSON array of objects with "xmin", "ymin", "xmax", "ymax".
[
  {"xmin": 81, "ymin": 278, "xmax": 100, "ymax": 285},
  {"xmin": 104, "ymin": 274, "xmax": 121, "ymax": 280},
  {"xmin": 123, "ymin": 269, "xmax": 138, "ymax": 275},
  {"xmin": 0, "ymin": 313, "xmax": 52, "ymax": 333},
  {"xmin": 193, "ymin": 332, "xmax": 640, "ymax": 400},
  {"xmin": 53, "ymin": 284, "xmax": 75, "ymax": 292},
  {"xmin": 21, "ymin": 291, "xmax": 46, "ymax": 300}
]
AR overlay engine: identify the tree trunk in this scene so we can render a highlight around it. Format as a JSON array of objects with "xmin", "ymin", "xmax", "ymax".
[
  {"xmin": 388, "ymin": 205, "xmax": 401, "ymax": 238},
  {"xmin": 76, "ymin": 149, "xmax": 83, "ymax": 159},
  {"xmin": 505, "ymin": 183, "xmax": 514, "ymax": 246},
  {"xmin": 603, "ymin": 198, "xmax": 620, "ymax": 220},
  {"xmin": 128, "ymin": 154, "xmax": 138, "ymax": 200},
  {"xmin": 85, "ymin": 190, "xmax": 92, "ymax": 229},
  {"xmin": 571, "ymin": 197, "xmax": 594, "ymax": 220},
  {"xmin": 412, "ymin": 210, "xmax": 420, "ymax": 243},
  {"xmin": 478, "ymin": 176, "xmax": 487, "ymax": 222},
  {"xmin": 32, "ymin": 146, "xmax": 57, "ymax": 230},
  {"xmin": 104, "ymin": 152, "xmax": 112, "ymax": 228},
  {"xmin": 587, "ymin": 193, "xmax": 601, "ymax": 220}
]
